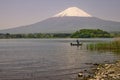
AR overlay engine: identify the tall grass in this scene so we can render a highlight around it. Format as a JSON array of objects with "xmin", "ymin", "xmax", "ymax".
[{"xmin": 87, "ymin": 39, "xmax": 120, "ymax": 52}]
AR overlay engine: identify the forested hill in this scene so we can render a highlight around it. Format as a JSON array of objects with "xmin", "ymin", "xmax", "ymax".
[{"xmin": 71, "ymin": 29, "xmax": 112, "ymax": 38}]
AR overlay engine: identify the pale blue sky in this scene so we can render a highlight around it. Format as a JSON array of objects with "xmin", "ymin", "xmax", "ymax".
[{"xmin": 0, "ymin": 0, "xmax": 120, "ymax": 29}]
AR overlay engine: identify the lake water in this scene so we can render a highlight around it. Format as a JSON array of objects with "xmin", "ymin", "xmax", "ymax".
[{"xmin": 0, "ymin": 39, "xmax": 119, "ymax": 80}]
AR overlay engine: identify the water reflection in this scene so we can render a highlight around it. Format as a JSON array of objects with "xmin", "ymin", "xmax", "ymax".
[{"xmin": 0, "ymin": 39, "xmax": 119, "ymax": 80}]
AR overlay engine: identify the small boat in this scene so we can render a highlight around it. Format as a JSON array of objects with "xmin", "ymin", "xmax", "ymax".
[{"xmin": 70, "ymin": 43, "xmax": 82, "ymax": 46}]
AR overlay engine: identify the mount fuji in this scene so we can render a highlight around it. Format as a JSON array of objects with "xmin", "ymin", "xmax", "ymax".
[{"xmin": 0, "ymin": 7, "xmax": 120, "ymax": 33}]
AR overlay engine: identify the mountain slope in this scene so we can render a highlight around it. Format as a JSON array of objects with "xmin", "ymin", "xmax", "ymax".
[
  {"xmin": 0, "ymin": 7, "xmax": 120, "ymax": 33},
  {"xmin": 0, "ymin": 17, "xmax": 120, "ymax": 33}
]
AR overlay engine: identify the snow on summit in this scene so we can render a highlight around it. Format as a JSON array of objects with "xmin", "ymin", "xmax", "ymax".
[{"xmin": 54, "ymin": 7, "xmax": 92, "ymax": 17}]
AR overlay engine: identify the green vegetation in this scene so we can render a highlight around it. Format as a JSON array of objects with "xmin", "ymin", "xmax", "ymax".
[
  {"xmin": 71, "ymin": 29, "xmax": 112, "ymax": 38},
  {"xmin": 0, "ymin": 33, "xmax": 71, "ymax": 39},
  {"xmin": 110, "ymin": 32, "xmax": 120, "ymax": 37},
  {"xmin": 0, "ymin": 29, "xmax": 119, "ymax": 39},
  {"xmin": 87, "ymin": 39, "xmax": 120, "ymax": 52}
]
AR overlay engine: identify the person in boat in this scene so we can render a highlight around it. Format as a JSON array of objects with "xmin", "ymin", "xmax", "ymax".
[
  {"xmin": 76, "ymin": 40, "xmax": 80, "ymax": 47},
  {"xmin": 70, "ymin": 40, "xmax": 82, "ymax": 46},
  {"xmin": 76, "ymin": 40, "xmax": 79, "ymax": 44}
]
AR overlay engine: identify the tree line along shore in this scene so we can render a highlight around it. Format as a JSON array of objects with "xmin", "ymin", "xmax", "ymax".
[{"xmin": 0, "ymin": 29, "xmax": 120, "ymax": 39}]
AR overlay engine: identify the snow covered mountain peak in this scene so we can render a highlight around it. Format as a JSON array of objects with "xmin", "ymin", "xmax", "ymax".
[{"xmin": 53, "ymin": 7, "xmax": 92, "ymax": 17}]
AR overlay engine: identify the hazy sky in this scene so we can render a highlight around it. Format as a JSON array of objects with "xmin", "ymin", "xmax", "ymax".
[{"xmin": 0, "ymin": 0, "xmax": 120, "ymax": 30}]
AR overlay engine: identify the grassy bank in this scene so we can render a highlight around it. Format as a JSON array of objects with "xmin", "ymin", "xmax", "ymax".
[{"xmin": 87, "ymin": 39, "xmax": 120, "ymax": 52}]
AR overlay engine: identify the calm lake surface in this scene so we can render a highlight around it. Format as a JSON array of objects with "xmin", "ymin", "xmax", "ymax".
[{"xmin": 0, "ymin": 38, "xmax": 119, "ymax": 80}]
